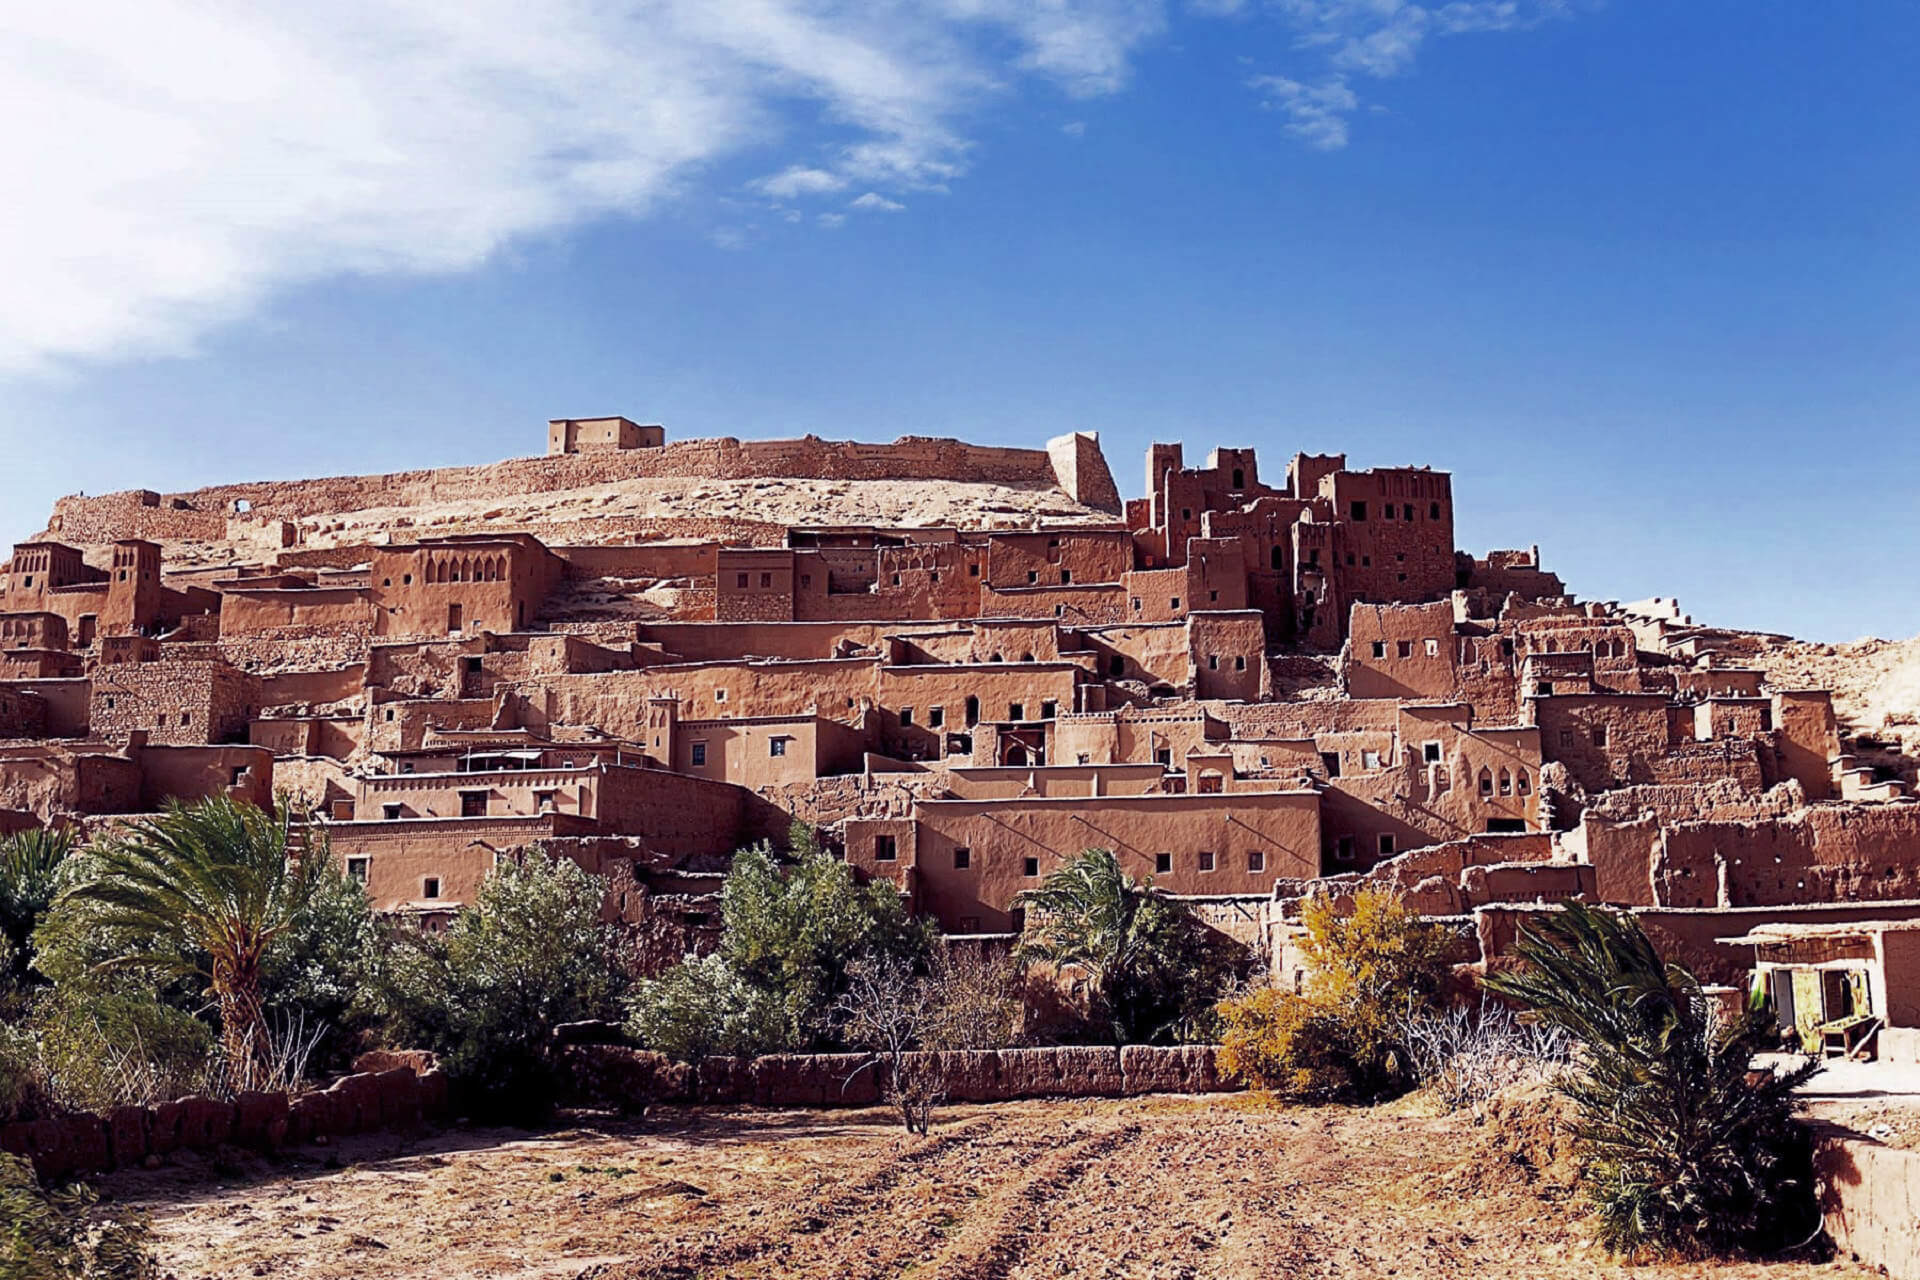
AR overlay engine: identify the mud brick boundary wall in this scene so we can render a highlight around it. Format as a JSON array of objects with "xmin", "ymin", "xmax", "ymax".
[
  {"xmin": 0, "ymin": 1061, "xmax": 448, "ymax": 1181},
  {"xmin": 1818, "ymin": 1128, "xmax": 1920, "ymax": 1278},
  {"xmin": 562, "ymin": 1044, "xmax": 1235, "ymax": 1110}
]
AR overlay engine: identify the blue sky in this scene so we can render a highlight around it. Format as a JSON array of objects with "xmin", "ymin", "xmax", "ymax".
[{"xmin": 1, "ymin": 1, "xmax": 1915, "ymax": 642}]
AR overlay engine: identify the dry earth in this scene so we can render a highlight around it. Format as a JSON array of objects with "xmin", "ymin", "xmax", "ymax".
[
  {"xmin": 108, "ymin": 1095, "xmax": 1874, "ymax": 1280},
  {"xmin": 1755, "ymin": 633, "xmax": 1920, "ymax": 756}
]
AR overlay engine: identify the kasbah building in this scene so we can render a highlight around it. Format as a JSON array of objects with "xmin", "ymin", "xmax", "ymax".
[{"xmin": 6, "ymin": 418, "xmax": 1918, "ymax": 1052}]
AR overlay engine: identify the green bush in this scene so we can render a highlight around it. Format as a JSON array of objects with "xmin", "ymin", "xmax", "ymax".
[
  {"xmin": 374, "ymin": 851, "xmax": 624, "ymax": 1119},
  {"xmin": 1215, "ymin": 987, "xmax": 1357, "ymax": 1099},
  {"xmin": 0, "ymin": 1151, "xmax": 156, "ymax": 1278},
  {"xmin": 31, "ymin": 989, "xmax": 216, "ymax": 1113},
  {"xmin": 1016, "ymin": 849, "xmax": 1245, "ymax": 1044},
  {"xmin": 260, "ymin": 854, "xmax": 381, "ymax": 1075},
  {"xmin": 624, "ymin": 953, "xmax": 787, "ymax": 1061},
  {"xmin": 1486, "ymin": 901, "xmax": 1819, "ymax": 1260},
  {"xmin": 717, "ymin": 841, "xmax": 931, "ymax": 1050}
]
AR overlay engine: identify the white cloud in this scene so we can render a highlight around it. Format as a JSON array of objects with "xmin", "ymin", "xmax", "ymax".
[
  {"xmin": 850, "ymin": 192, "xmax": 907, "ymax": 212},
  {"xmin": 1248, "ymin": 74, "xmax": 1359, "ymax": 149},
  {"xmin": 1244, "ymin": 0, "xmax": 1567, "ymax": 148},
  {"xmin": 1062, "ymin": 120, "xmax": 1089, "ymax": 137},
  {"xmin": 757, "ymin": 166, "xmax": 850, "ymax": 199},
  {"xmin": 0, "ymin": 0, "xmax": 1167, "ymax": 374}
]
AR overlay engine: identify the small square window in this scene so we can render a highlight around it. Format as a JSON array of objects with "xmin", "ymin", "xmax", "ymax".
[
  {"xmin": 901, "ymin": 707, "xmax": 915, "ymax": 727},
  {"xmin": 1155, "ymin": 852, "xmax": 1172, "ymax": 874},
  {"xmin": 761, "ymin": 572, "xmax": 773, "ymax": 588},
  {"xmin": 1040, "ymin": 700, "xmax": 1057, "ymax": 718},
  {"xmin": 1060, "ymin": 569, "xmax": 1072, "ymax": 584},
  {"xmin": 1208, "ymin": 655, "xmax": 1219, "ymax": 670},
  {"xmin": 953, "ymin": 846, "xmax": 971, "ymax": 869},
  {"xmin": 969, "ymin": 563, "xmax": 980, "ymax": 577},
  {"xmin": 1023, "ymin": 856, "xmax": 1040, "ymax": 877},
  {"xmin": 735, "ymin": 573, "xmax": 748, "ymax": 588},
  {"xmin": 1169, "ymin": 597, "xmax": 1180, "ymax": 610},
  {"xmin": 1350, "ymin": 501, "xmax": 1367, "ymax": 521},
  {"xmin": 801, "ymin": 573, "xmax": 812, "ymax": 587},
  {"xmin": 422, "ymin": 877, "xmax": 441, "ymax": 900},
  {"xmin": 1334, "ymin": 836, "xmax": 1355, "ymax": 862},
  {"xmin": 383, "ymin": 803, "xmax": 402, "ymax": 821},
  {"xmin": 1247, "ymin": 850, "xmax": 1266, "ymax": 872},
  {"xmin": 1197, "ymin": 850, "xmax": 1215, "ymax": 872},
  {"xmin": 1028, "ymin": 570, "xmax": 1039, "ymax": 584},
  {"xmin": 1234, "ymin": 655, "xmax": 1246, "ymax": 671},
  {"xmin": 1423, "ymin": 741, "xmax": 1442, "ymax": 763},
  {"xmin": 690, "ymin": 742, "xmax": 707, "ymax": 765},
  {"xmin": 874, "ymin": 835, "xmax": 897, "ymax": 861},
  {"xmin": 1379, "ymin": 834, "xmax": 1396, "ymax": 856},
  {"xmin": 1430, "ymin": 503, "xmax": 1441, "ymax": 519},
  {"xmin": 1397, "ymin": 640, "xmax": 1413, "ymax": 659},
  {"xmin": 1425, "ymin": 639, "xmax": 1438, "ymax": 657},
  {"xmin": 769, "ymin": 737, "xmax": 789, "ymax": 757},
  {"xmin": 714, "ymin": 688, "xmax": 727, "ymax": 702},
  {"xmin": 346, "ymin": 857, "xmax": 370, "ymax": 884},
  {"xmin": 892, "ymin": 573, "xmax": 902, "ymax": 586},
  {"xmin": 928, "ymin": 706, "xmax": 944, "ymax": 728},
  {"xmin": 1592, "ymin": 725, "xmax": 1609, "ymax": 747},
  {"xmin": 1362, "ymin": 749, "xmax": 1381, "ymax": 770},
  {"xmin": 1371, "ymin": 641, "xmax": 1387, "ymax": 659},
  {"xmin": 1009, "ymin": 703, "xmax": 1024, "ymax": 721}
]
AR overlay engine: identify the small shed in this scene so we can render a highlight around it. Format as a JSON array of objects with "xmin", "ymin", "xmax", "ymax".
[{"xmin": 1717, "ymin": 920, "xmax": 1920, "ymax": 1061}]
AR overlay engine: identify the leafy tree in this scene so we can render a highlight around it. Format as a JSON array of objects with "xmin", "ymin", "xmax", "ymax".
[
  {"xmin": 50, "ymin": 799, "xmax": 318, "ymax": 1091},
  {"xmin": 30, "ymin": 989, "xmax": 215, "ymax": 1113},
  {"xmin": 1014, "ymin": 848, "xmax": 1240, "ymax": 1044},
  {"xmin": 0, "ymin": 828, "xmax": 76, "ymax": 986},
  {"xmin": 624, "ymin": 953, "xmax": 787, "ymax": 1061},
  {"xmin": 260, "ymin": 848, "xmax": 381, "ymax": 1074},
  {"xmin": 375, "ymin": 850, "xmax": 624, "ymax": 1119},
  {"xmin": 0, "ymin": 1151, "xmax": 156, "ymax": 1279},
  {"xmin": 718, "ymin": 842, "xmax": 930, "ymax": 1049},
  {"xmin": 1485, "ymin": 901, "xmax": 1820, "ymax": 1260},
  {"xmin": 1215, "ymin": 886, "xmax": 1455, "ymax": 1100}
]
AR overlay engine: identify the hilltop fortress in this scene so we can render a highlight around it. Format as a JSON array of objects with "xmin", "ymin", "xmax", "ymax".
[{"xmin": 2, "ymin": 418, "xmax": 1914, "ymax": 987}]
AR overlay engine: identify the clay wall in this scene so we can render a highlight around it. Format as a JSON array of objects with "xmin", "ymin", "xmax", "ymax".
[
  {"xmin": 0, "ymin": 688, "xmax": 48, "ymax": 740},
  {"xmin": 218, "ymin": 585, "xmax": 373, "ymax": 638},
  {"xmin": 130, "ymin": 743, "xmax": 274, "ymax": 811},
  {"xmin": 715, "ymin": 549, "xmax": 797, "ymax": 622},
  {"xmin": 674, "ymin": 715, "xmax": 868, "ymax": 787},
  {"xmin": 0, "ymin": 1064, "xmax": 449, "ymax": 1181},
  {"xmin": 1532, "ymin": 692, "xmax": 1671, "ymax": 791},
  {"xmin": 0, "ymin": 680, "xmax": 91, "ymax": 738},
  {"xmin": 327, "ymin": 814, "xmax": 589, "ymax": 909},
  {"xmin": 850, "ymin": 789, "xmax": 1322, "ymax": 932},
  {"xmin": 1344, "ymin": 601, "xmax": 1457, "ymax": 700},
  {"xmin": 1189, "ymin": 612, "xmax": 1266, "ymax": 701},
  {"xmin": 513, "ymin": 658, "xmax": 876, "ymax": 740},
  {"xmin": 1321, "ymin": 468, "xmax": 1455, "ymax": 603},
  {"xmin": 0, "ymin": 612, "xmax": 68, "ymax": 653}
]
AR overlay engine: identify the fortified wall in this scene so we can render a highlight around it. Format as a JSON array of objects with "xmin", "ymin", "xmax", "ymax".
[{"xmin": 42, "ymin": 430, "xmax": 1122, "ymax": 550}]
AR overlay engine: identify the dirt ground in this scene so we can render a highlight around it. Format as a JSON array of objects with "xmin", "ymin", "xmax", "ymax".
[{"xmin": 106, "ymin": 1094, "xmax": 1878, "ymax": 1280}]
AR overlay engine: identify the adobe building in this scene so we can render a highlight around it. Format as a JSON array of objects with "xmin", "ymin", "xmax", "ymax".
[{"xmin": 0, "ymin": 413, "xmax": 1909, "ymax": 994}]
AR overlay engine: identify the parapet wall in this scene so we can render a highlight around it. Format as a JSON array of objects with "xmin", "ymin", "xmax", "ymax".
[
  {"xmin": 44, "ymin": 435, "xmax": 1099, "ymax": 547},
  {"xmin": 561, "ymin": 1043, "xmax": 1231, "ymax": 1109},
  {"xmin": 0, "ymin": 1061, "xmax": 447, "ymax": 1180},
  {"xmin": 1818, "ymin": 1128, "xmax": 1920, "ymax": 1279}
]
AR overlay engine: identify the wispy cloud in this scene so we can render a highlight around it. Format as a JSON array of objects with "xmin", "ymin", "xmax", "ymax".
[
  {"xmin": 0, "ymin": 0, "xmax": 1576, "ymax": 373},
  {"xmin": 0, "ymin": 0, "xmax": 1166, "ymax": 374},
  {"xmin": 1244, "ymin": 0, "xmax": 1569, "ymax": 147},
  {"xmin": 1248, "ymin": 74, "xmax": 1359, "ymax": 149}
]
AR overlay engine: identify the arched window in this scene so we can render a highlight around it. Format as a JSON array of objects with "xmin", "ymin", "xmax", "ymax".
[
  {"xmin": 1478, "ymin": 767, "xmax": 1493, "ymax": 797},
  {"xmin": 1498, "ymin": 768, "xmax": 1512, "ymax": 796},
  {"xmin": 1516, "ymin": 769, "xmax": 1531, "ymax": 796}
]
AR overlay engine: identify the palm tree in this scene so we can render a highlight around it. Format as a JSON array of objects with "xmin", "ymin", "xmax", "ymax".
[
  {"xmin": 1486, "ymin": 902, "xmax": 1819, "ymax": 1259},
  {"xmin": 62, "ymin": 797, "xmax": 320, "ymax": 1090},
  {"xmin": 1014, "ymin": 848, "xmax": 1222, "ymax": 1043},
  {"xmin": 0, "ymin": 826, "xmax": 76, "ymax": 978}
]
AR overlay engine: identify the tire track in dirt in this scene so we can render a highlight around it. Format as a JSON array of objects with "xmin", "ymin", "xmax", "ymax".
[{"xmin": 917, "ymin": 1122, "xmax": 1149, "ymax": 1280}]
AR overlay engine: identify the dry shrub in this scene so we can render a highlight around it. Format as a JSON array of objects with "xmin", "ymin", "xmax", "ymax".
[{"xmin": 1398, "ymin": 999, "xmax": 1571, "ymax": 1114}]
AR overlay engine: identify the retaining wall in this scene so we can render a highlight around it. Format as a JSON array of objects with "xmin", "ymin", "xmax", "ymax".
[
  {"xmin": 561, "ymin": 1044, "xmax": 1233, "ymax": 1110},
  {"xmin": 0, "ymin": 1063, "xmax": 447, "ymax": 1180},
  {"xmin": 1818, "ymin": 1127, "xmax": 1920, "ymax": 1278}
]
